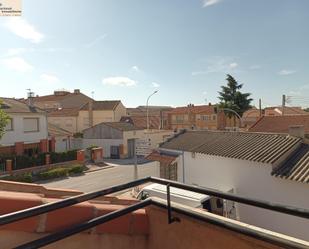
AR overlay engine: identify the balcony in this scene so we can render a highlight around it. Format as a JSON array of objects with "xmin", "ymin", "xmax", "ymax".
[{"xmin": 0, "ymin": 177, "xmax": 308, "ymax": 249}]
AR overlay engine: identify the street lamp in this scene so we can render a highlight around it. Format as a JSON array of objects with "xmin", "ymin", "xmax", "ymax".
[{"xmin": 146, "ymin": 90, "xmax": 158, "ymax": 130}]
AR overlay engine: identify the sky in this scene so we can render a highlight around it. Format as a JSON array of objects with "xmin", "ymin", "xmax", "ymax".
[{"xmin": 0, "ymin": 0, "xmax": 309, "ymax": 108}]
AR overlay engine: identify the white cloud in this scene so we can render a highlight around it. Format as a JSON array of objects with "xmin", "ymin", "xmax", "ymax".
[
  {"xmin": 202, "ymin": 91, "xmax": 207, "ymax": 95},
  {"xmin": 202, "ymin": 0, "xmax": 222, "ymax": 7},
  {"xmin": 278, "ymin": 69, "xmax": 296, "ymax": 76},
  {"xmin": 40, "ymin": 73, "xmax": 60, "ymax": 83},
  {"xmin": 4, "ymin": 18, "xmax": 44, "ymax": 43},
  {"xmin": 85, "ymin": 34, "xmax": 107, "ymax": 48},
  {"xmin": 151, "ymin": 82, "xmax": 160, "ymax": 88},
  {"xmin": 192, "ymin": 56, "xmax": 239, "ymax": 76},
  {"xmin": 102, "ymin": 76, "xmax": 137, "ymax": 87},
  {"xmin": 229, "ymin": 62, "xmax": 238, "ymax": 69},
  {"xmin": 1, "ymin": 57, "xmax": 33, "ymax": 72},
  {"xmin": 131, "ymin": 66, "xmax": 140, "ymax": 72}
]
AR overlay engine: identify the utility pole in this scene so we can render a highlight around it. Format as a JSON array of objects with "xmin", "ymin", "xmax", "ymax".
[
  {"xmin": 259, "ymin": 98, "xmax": 262, "ymax": 117},
  {"xmin": 282, "ymin": 94, "xmax": 286, "ymax": 116}
]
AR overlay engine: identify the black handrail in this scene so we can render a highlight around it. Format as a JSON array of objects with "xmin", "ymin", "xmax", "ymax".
[
  {"xmin": 0, "ymin": 177, "xmax": 149, "ymax": 226},
  {"xmin": 0, "ymin": 177, "xmax": 307, "ymax": 249},
  {"xmin": 1, "ymin": 176, "xmax": 309, "ymax": 227},
  {"xmin": 14, "ymin": 199, "xmax": 152, "ymax": 249},
  {"xmin": 14, "ymin": 198, "xmax": 308, "ymax": 249}
]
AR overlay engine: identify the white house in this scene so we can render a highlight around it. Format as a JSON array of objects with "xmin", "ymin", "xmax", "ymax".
[
  {"xmin": 0, "ymin": 98, "xmax": 49, "ymax": 155},
  {"xmin": 150, "ymin": 130, "xmax": 309, "ymax": 241}
]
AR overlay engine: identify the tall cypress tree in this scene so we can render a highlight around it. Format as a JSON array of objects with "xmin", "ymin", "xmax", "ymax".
[{"xmin": 218, "ymin": 74, "xmax": 253, "ymax": 117}]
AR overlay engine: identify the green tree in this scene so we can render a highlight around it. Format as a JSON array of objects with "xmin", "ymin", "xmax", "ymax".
[
  {"xmin": 304, "ymin": 108, "xmax": 309, "ymax": 112},
  {"xmin": 0, "ymin": 101, "xmax": 9, "ymax": 140},
  {"xmin": 218, "ymin": 74, "xmax": 253, "ymax": 120}
]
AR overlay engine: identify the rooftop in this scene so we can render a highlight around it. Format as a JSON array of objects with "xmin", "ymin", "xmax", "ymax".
[
  {"xmin": 121, "ymin": 116, "xmax": 161, "ymax": 129},
  {"xmin": 167, "ymin": 104, "xmax": 216, "ymax": 115},
  {"xmin": 48, "ymin": 123, "xmax": 73, "ymax": 137},
  {"xmin": 272, "ymin": 143, "xmax": 309, "ymax": 184},
  {"xmin": 249, "ymin": 115, "xmax": 309, "ymax": 134},
  {"xmin": 48, "ymin": 107, "xmax": 80, "ymax": 117},
  {"xmin": 0, "ymin": 97, "xmax": 45, "ymax": 114},
  {"xmin": 81, "ymin": 101, "xmax": 121, "ymax": 111},
  {"xmin": 160, "ymin": 130, "xmax": 301, "ymax": 164}
]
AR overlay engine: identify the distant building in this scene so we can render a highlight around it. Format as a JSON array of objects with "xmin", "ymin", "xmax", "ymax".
[
  {"xmin": 242, "ymin": 108, "xmax": 261, "ymax": 128},
  {"xmin": 48, "ymin": 100, "xmax": 126, "ymax": 134},
  {"xmin": 264, "ymin": 106, "xmax": 308, "ymax": 116},
  {"xmin": 48, "ymin": 123, "xmax": 72, "ymax": 152},
  {"xmin": 126, "ymin": 105, "xmax": 173, "ymax": 129},
  {"xmin": 83, "ymin": 122, "xmax": 143, "ymax": 158},
  {"xmin": 0, "ymin": 97, "xmax": 52, "ymax": 155},
  {"xmin": 166, "ymin": 104, "xmax": 229, "ymax": 131},
  {"xmin": 28, "ymin": 89, "xmax": 92, "ymax": 111}
]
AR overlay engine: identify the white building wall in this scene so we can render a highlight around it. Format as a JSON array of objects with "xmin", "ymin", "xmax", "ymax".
[
  {"xmin": 0, "ymin": 113, "xmax": 48, "ymax": 145},
  {"xmin": 71, "ymin": 138, "xmax": 123, "ymax": 158},
  {"xmin": 174, "ymin": 151, "xmax": 309, "ymax": 240}
]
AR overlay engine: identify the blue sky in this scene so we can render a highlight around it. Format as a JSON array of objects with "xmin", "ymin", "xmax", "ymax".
[{"xmin": 0, "ymin": 0, "xmax": 309, "ymax": 108}]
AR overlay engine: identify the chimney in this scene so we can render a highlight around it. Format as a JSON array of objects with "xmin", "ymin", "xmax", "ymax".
[
  {"xmin": 88, "ymin": 101, "xmax": 94, "ymax": 127},
  {"xmin": 27, "ymin": 91, "xmax": 35, "ymax": 107},
  {"xmin": 74, "ymin": 89, "xmax": 80, "ymax": 94},
  {"xmin": 288, "ymin": 125, "xmax": 305, "ymax": 139},
  {"xmin": 208, "ymin": 102, "xmax": 211, "ymax": 106}
]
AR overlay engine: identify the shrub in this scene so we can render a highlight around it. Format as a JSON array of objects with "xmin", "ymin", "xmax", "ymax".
[
  {"xmin": 50, "ymin": 150, "xmax": 77, "ymax": 164},
  {"xmin": 38, "ymin": 168, "xmax": 69, "ymax": 180},
  {"xmin": 3, "ymin": 173, "xmax": 33, "ymax": 183},
  {"xmin": 68, "ymin": 165, "xmax": 85, "ymax": 175}
]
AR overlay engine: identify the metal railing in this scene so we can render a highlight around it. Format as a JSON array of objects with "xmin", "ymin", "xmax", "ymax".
[{"xmin": 0, "ymin": 177, "xmax": 308, "ymax": 249}]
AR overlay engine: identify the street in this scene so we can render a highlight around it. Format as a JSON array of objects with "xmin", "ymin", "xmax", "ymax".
[{"xmin": 41, "ymin": 161, "xmax": 159, "ymax": 192}]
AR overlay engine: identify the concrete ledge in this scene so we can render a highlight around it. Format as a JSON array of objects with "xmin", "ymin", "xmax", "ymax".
[{"xmin": 0, "ymin": 191, "xmax": 149, "ymax": 235}]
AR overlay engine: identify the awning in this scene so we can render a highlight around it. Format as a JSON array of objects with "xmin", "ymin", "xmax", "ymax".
[{"xmin": 146, "ymin": 151, "xmax": 178, "ymax": 165}]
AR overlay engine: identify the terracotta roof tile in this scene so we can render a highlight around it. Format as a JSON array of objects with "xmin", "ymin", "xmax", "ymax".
[
  {"xmin": 249, "ymin": 115, "xmax": 309, "ymax": 133},
  {"xmin": 121, "ymin": 116, "xmax": 161, "ymax": 129},
  {"xmin": 167, "ymin": 105, "xmax": 216, "ymax": 115},
  {"xmin": 81, "ymin": 101, "xmax": 121, "ymax": 111},
  {"xmin": 48, "ymin": 108, "xmax": 80, "ymax": 117},
  {"xmin": 0, "ymin": 97, "xmax": 45, "ymax": 114},
  {"xmin": 146, "ymin": 151, "xmax": 178, "ymax": 164}
]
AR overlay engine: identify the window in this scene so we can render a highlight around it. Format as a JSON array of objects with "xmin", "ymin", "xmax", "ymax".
[
  {"xmin": 175, "ymin": 115, "xmax": 188, "ymax": 123},
  {"xmin": 212, "ymin": 114, "xmax": 217, "ymax": 121},
  {"xmin": 24, "ymin": 118, "xmax": 39, "ymax": 132},
  {"xmin": 5, "ymin": 118, "xmax": 13, "ymax": 131},
  {"xmin": 201, "ymin": 115, "xmax": 210, "ymax": 121}
]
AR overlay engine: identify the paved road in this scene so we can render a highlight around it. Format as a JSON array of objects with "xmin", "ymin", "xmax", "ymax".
[{"xmin": 41, "ymin": 162, "xmax": 159, "ymax": 192}]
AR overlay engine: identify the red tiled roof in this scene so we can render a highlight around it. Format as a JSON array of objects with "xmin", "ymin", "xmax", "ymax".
[
  {"xmin": 146, "ymin": 151, "xmax": 178, "ymax": 164},
  {"xmin": 48, "ymin": 108, "xmax": 80, "ymax": 117},
  {"xmin": 249, "ymin": 115, "xmax": 309, "ymax": 133},
  {"xmin": 81, "ymin": 101, "xmax": 121, "ymax": 111},
  {"xmin": 32, "ymin": 93, "xmax": 71, "ymax": 102},
  {"xmin": 265, "ymin": 106, "xmax": 308, "ymax": 116},
  {"xmin": 121, "ymin": 116, "xmax": 161, "ymax": 129},
  {"xmin": 167, "ymin": 105, "xmax": 216, "ymax": 115}
]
